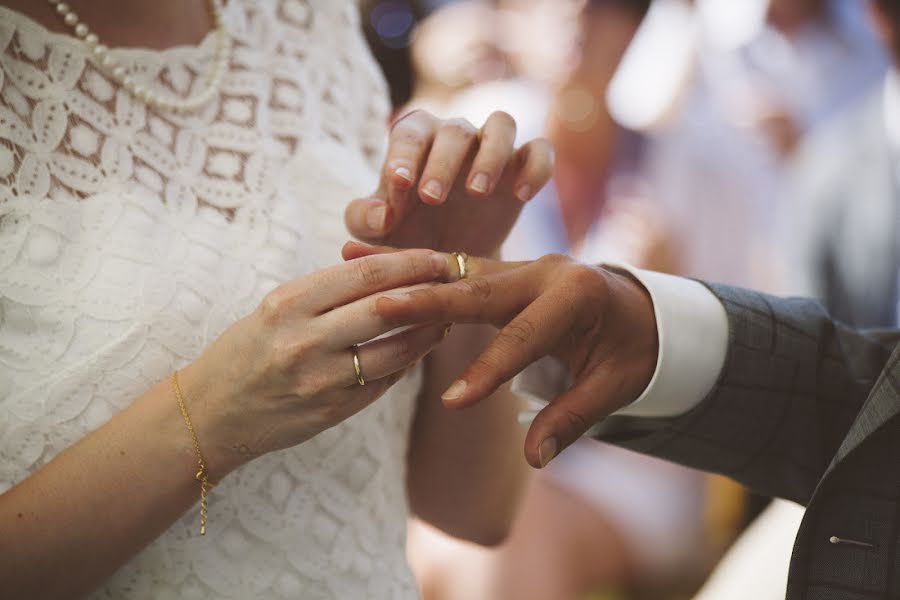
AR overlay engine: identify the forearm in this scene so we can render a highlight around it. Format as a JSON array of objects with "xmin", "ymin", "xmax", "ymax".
[
  {"xmin": 0, "ymin": 248, "xmax": 455, "ymax": 598},
  {"xmin": 0, "ymin": 365, "xmax": 235, "ymax": 599},
  {"xmin": 407, "ymin": 324, "xmax": 529, "ymax": 546}
]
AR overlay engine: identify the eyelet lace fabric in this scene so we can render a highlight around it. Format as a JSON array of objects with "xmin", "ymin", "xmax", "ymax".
[{"xmin": 0, "ymin": 2, "xmax": 422, "ymax": 598}]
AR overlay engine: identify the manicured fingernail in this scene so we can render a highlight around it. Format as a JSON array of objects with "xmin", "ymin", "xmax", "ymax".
[
  {"xmin": 367, "ymin": 204, "xmax": 386, "ymax": 231},
  {"xmin": 422, "ymin": 179, "xmax": 443, "ymax": 201},
  {"xmin": 539, "ymin": 437, "xmax": 558, "ymax": 468},
  {"xmin": 395, "ymin": 166, "xmax": 413, "ymax": 182},
  {"xmin": 470, "ymin": 172, "xmax": 489, "ymax": 193},
  {"xmin": 515, "ymin": 184, "xmax": 533, "ymax": 203},
  {"xmin": 441, "ymin": 379, "xmax": 467, "ymax": 402}
]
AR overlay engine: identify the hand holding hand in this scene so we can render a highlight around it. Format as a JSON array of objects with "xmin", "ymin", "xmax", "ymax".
[
  {"xmin": 344, "ymin": 110, "xmax": 554, "ymax": 257},
  {"xmin": 343, "ymin": 243, "xmax": 659, "ymax": 469},
  {"xmin": 181, "ymin": 249, "xmax": 456, "ymax": 478}
]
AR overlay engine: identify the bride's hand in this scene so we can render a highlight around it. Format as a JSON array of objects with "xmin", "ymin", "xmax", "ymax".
[
  {"xmin": 344, "ymin": 110, "xmax": 554, "ymax": 257},
  {"xmin": 178, "ymin": 249, "xmax": 453, "ymax": 479}
]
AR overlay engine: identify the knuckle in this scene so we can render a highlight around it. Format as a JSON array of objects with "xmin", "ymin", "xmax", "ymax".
[
  {"xmin": 531, "ymin": 137, "xmax": 555, "ymax": 156},
  {"xmin": 274, "ymin": 336, "xmax": 317, "ymax": 372},
  {"xmin": 539, "ymin": 253, "xmax": 570, "ymax": 268},
  {"xmin": 420, "ymin": 288, "xmax": 445, "ymax": 313},
  {"xmin": 403, "ymin": 250, "xmax": 429, "ymax": 280},
  {"xmin": 423, "ymin": 157, "xmax": 453, "ymax": 177},
  {"xmin": 258, "ymin": 288, "xmax": 290, "ymax": 326},
  {"xmin": 525, "ymin": 138, "xmax": 556, "ymax": 172},
  {"xmin": 488, "ymin": 110, "xmax": 516, "ymax": 130},
  {"xmin": 565, "ymin": 264, "xmax": 605, "ymax": 291},
  {"xmin": 460, "ymin": 277, "xmax": 492, "ymax": 301},
  {"xmin": 391, "ymin": 109, "xmax": 423, "ymax": 128},
  {"xmin": 497, "ymin": 318, "xmax": 536, "ymax": 348},
  {"xmin": 441, "ymin": 118, "xmax": 477, "ymax": 140},
  {"xmin": 472, "ymin": 351, "xmax": 504, "ymax": 374},
  {"xmin": 404, "ymin": 108, "xmax": 436, "ymax": 125},
  {"xmin": 354, "ymin": 257, "xmax": 387, "ymax": 288},
  {"xmin": 392, "ymin": 123, "xmax": 428, "ymax": 151},
  {"xmin": 561, "ymin": 408, "xmax": 589, "ymax": 434},
  {"xmin": 393, "ymin": 336, "xmax": 413, "ymax": 364},
  {"xmin": 297, "ymin": 374, "xmax": 331, "ymax": 400}
]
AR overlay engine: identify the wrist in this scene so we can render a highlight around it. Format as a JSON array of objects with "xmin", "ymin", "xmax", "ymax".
[
  {"xmin": 176, "ymin": 359, "xmax": 252, "ymax": 482},
  {"xmin": 600, "ymin": 266, "xmax": 660, "ymax": 408}
]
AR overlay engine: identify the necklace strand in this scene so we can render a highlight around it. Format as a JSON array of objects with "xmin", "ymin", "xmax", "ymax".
[{"xmin": 47, "ymin": 0, "xmax": 231, "ymax": 113}]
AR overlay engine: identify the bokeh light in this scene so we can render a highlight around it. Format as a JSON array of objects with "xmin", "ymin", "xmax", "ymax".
[{"xmin": 370, "ymin": 0, "xmax": 417, "ymax": 49}]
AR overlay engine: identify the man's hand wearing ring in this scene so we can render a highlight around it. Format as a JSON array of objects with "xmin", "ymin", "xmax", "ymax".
[{"xmin": 342, "ymin": 242, "xmax": 659, "ymax": 469}]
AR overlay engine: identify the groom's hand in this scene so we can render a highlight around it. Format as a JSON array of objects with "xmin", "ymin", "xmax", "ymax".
[
  {"xmin": 344, "ymin": 110, "xmax": 554, "ymax": 257},
  {"xmin": 343, "ymin": 242, "xmax": 659, "ymax": 469}
]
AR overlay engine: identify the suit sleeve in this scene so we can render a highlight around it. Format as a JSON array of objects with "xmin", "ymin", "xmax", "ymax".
[{"xmin": 593, "ymin": 282, "xmax": 900, "ymax": 505}]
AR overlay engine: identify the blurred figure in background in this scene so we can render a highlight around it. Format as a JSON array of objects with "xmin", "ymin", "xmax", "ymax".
[
  {"xmin": 592, "ymin": 0, "xmax": 887, "ymax": 288},
  {"xmin": 787, "ymin": 0, "xmax": 900, "ymax": 329},
  {"xmin": 548, "ymin": 0, "xmax": 650, "ymax": 251}
]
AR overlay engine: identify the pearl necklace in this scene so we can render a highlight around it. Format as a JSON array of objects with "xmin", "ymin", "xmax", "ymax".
[{"xmin": 47, "ymin": 0, "xmax": 232, "ymax": 113}]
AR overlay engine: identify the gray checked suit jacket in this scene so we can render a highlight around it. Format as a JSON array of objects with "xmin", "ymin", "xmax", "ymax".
[{"xmin": 594, "ymin": 282, "xmax": 900, "ymax": 599}]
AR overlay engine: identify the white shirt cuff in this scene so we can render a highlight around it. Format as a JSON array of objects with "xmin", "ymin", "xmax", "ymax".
[{"xmin": 611, "ymin": 266, "xmax": 729, "ymax": 418}]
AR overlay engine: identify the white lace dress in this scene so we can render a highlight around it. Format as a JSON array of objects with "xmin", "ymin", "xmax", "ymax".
[{"xmin": 0, "ymin": 2, "xmax": 424, "ymax": 598}]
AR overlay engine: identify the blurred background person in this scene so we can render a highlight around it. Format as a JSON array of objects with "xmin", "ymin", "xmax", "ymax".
[
  {"xmin": 593, "ymin": 0, "xmax": 887, "ymax": 288},
  {"xmin": 785, "ymin": 0, "xmax": 900, "ymax": 329},
  {"xmin": 545, "ymin": 0, "xmax": 650, "ymax": 251}
]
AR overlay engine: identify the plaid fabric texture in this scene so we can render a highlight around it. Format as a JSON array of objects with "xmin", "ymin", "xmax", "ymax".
[{"xmin": 595, "ymin": 282, "xmax": 900, "ymax": 599}]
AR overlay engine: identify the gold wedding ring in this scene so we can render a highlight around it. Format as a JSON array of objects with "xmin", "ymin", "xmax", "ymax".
[
  {"xmin": 352, "ymin": 345, "xmax": 366, "ymax": 386},
  {"xmin": 452, "ymin": 252, "xmax": 469, "ymax": 281}
]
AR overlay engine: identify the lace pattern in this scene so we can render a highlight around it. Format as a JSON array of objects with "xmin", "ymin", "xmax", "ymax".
[{"xmin": 0, "ymin": 2, "xmax": 421, "ymax": 598}]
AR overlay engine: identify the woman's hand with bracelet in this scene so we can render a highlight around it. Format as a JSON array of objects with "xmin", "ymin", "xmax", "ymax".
[{"xmin": 179, "ymin": 249, "xmax": 456, "ymax": 480}]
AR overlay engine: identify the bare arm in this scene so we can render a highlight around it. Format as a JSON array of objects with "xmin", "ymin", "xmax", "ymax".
[
  {"xmin": 0, "ymin": 367, "xmax": 218, "ymax": 600},
  {"xmin": 406, "ymin": 324, "xmax": 528, "ymax": 546},
  {"xmin": 0, "ymin": 250, "xmax": 452, "ymax": 599}
]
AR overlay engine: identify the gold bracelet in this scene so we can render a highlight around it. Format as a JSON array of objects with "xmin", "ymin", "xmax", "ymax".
[{"xmin": 171, "ymin": 371, "xmax": 211, "ymax": 536}]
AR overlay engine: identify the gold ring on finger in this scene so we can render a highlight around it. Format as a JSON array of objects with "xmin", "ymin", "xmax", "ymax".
[
  {"xmin": 452, "ymin": 252, "xmax": 469, "ymax": 281},
  {"xmin": 352, "ymin": 345, "xmax": 366, "ymax": 386}
]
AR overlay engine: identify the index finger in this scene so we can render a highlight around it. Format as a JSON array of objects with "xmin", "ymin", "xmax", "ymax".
[
  {"xmin": 344, "ymin": 111, "xmax": 438, "ymax": 241},
  {"xmin": 439, "ymin": 288, "xmax": 577, "ymax": 409},
  {"xmin": 271, "ymin": 250, "xmax": 451, "ymax": 317},
  {"xmin": 381, "ymin": 110, "xmax": 440, "ymax": 224}
]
